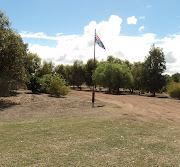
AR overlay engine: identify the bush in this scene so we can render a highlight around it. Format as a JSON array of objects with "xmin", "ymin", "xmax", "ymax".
[
  {"xmin": 42, "ymin": 74, "xmax": 70, "ymax": 97},
  {"xmin": 47, "ymin": 81, "xmax": 70, "ymax": 97},
  {"xmin": 168, "ymin": 82, "xmax": 180, "ymax": 100},
  {"xmin": 26, "ymin": 76, "xmax": 41, "ymax": 93}
]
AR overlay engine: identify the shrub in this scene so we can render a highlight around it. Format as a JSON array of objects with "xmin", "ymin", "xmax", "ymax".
[
  {"xmin": 47, "ymin": 81, "xmax": 70, "ymax": 97},
  {"xmin": 42, "ymin": 74, "xmax": 70, "ymax": 97},
  {"xmin": 26, "ymin": 76, "xmax": 41, "ymax": 93},
  {"xmin": 167, "ymin": 82, "xmax": 180, "ymax": 100}
]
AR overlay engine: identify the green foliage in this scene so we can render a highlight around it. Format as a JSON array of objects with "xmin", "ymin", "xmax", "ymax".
[
  {"xmin": 48, "ymin": 82, "xmax": 70, "ymax": 97},
  {"xmin": 168, "ymin": 82, "xmax": 180, "ymax": 100},
  {"xmin": 55, "ymin": 64, "xmax": 66, "ymax": 79},
  {"xmin": 0, "ymin": 11, "xmax": 27, "ymax": 95},
  {"xmin": 26, "ymin": 76, "xmax": 41, "ymax": 93},
  {"xmin": 131, "ymin": 62, "xmax": 144, "ymax": 91},
  {"xmin": 64, "ymin": 65, "xmax": 74, "ymax": 86},
  {"xmin": 142, "ymin": 44, "xmax": 166, "ymax": 96},
  {"xmin": 41, "ymin": 74, "xmax": 70, "ymax": 96},
  {"xmin": 107, "ymin": 55, "xmax": 122, "ymax": 64},
  {"xmin": 94, "ymin": 63, "xmax": 133, "ymax": 93},
  {"xmin": 171, "ymin": 73, "xmax": 180, "ymax": 83},
  {"xmin": 36, "ymin": 61, "xmax": 54, "ymax": 77},
  {"xmin": 71, "ymin": 60, "xmax": 85, "ymax": 89},
  {"xmin": 24, "ymin": 52, "xmax": 41, "ymax": 76},
  {"xmin": 85, "ymin": 59, "xmax": 98, "ymax": 87}
]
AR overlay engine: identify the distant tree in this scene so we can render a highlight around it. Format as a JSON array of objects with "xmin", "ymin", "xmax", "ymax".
[
  {"xmin": 55, "ymin": 64, "xmax": 66, "ymax": 79},
  {"xmin": 131, "ymin": 62, "xmax": 143, "ymax": 92},
  {"xmin": 0, "ymin": 11, "xmax": 27, "ymax": 95},
  {"xmin": 161, "ymin": 74, "xmax": 172, "ymax": 92},
  {"xmin": 94, "ymin": 63, "xmax": 133, "ymax": 93},
  {"xmin": 84, "ymin": 59, "xmax": 98, "ymax": 87},
  {"xmin": 65, "ymin": 65, "xmax": 74, "ymax": 86},
  {"xmin": 36, "ymin": 61, "xmax": 54, "ymax": 77},
  {"xmin": 107, "ymin": 55, "xmax": 122, "ymax": 64},
  {"xmin": 171, "ymin": 73, "xmax": 180, "ymax": 83},
  {"xmin": 123, "ymin": 60, "xmax": 132, "ymax": 70},
  {"xmin": 71, "ymin": 60, "xmax": 85, "ymax": 89},
  {"xmin": 143, "ymin": 44, "xmax": 166, "ymax": 96},
  {"xmin": 24, "ymin": 52, "xmax": 41, "ymax": 77}
]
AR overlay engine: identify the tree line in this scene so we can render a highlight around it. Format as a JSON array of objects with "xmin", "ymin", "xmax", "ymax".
[{"xmin": 1, "ymin": 10, "xmax": 180, "ymax": 99}]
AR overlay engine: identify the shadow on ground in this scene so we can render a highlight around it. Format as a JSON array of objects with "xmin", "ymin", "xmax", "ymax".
[{"xmin": 0, "ymin": 100, "xmax": 19, "ymax": 111}]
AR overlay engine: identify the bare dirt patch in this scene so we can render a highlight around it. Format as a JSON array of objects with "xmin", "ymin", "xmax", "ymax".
[{"xmin": 0, "ymin": 89, "xmax": 179, "ymax": 123}]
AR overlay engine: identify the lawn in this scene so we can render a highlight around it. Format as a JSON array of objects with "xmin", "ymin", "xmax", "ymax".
[{"xmin": 0, "ymin": 90, "xmax": 180, "ymax": 166}]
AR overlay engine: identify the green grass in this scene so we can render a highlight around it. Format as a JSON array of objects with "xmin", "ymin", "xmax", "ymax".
[{"xmin": 0, "ymin": 116, "xmax": 180, "ymax": 167}]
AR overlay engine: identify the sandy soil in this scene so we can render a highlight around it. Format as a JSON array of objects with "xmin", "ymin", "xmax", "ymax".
[{"xmin": 0, "ymin": 89, "xmax": 180, "ymax": 123}]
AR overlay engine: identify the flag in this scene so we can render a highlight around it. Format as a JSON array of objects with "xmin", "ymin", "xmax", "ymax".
[{"xmin": 95, "ymin": 34, "xmax": 106, "ymax": 50}]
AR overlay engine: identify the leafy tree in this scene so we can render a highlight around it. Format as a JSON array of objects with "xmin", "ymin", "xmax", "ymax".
[
  {"xmin": 71, "ymin": 60, "xmax": 85, "ymax": 89},
  {"xmin": 36, "ymin": 61, "xmax": 54, "ymax": 77},
  {"xmin": 122, "ymin": 60, "xmax": 132, "ymax": 70},
  {"xmin": 131, "ymin": 62, "xmax": 143, "ymax": 92},
  {"xmin": 143, "ymin": 44, "xmax": 166, "ymax": 96},
  {"xmin": 94, "ymin": 63, "xmax": 133, "ymax": 93},
  {"xmin": 24, "ymin": 52, "xmax": 41, "ymax": 77},
  {"xmin": 55, "ymin": 64, "xmax": 66, "ymax": 79},
  {"xmin": 0, "ymin": 11, "xmax": 27, "ymax": 95},
  {"xmin": 65, "ymin": 65, "xmax": 74, "ymax": 86},
  {"xmin": 171, "ymin": 73, "xmax": 180, "ymax": 83},
  {"xmin": 107, "ymin": 55, "xmax": 122, "ymax": 64},
  {"xmin": 85, "ymin": 59, "xmax": 98, "ymax": 87}
]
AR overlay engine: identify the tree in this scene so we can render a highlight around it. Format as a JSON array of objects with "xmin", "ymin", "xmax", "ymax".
[
  {"xmin": 55, "ymin": 64, "xmax": 66, "ymax": 79},
  {"xmin": 171, "ymin": 73, "xmax": 180, "ymax": 83},
  {"xmin": 36, "ymin": 61, "xmax": 54, "ymax": 77},
  {"xmin": 65, "ymin": 65, "xmax": 74, "ymax": 86},
  {"xmin": 24, "ymin": 52, "xmax": 41, "ymax": 77},
  {"xmin": 94, "ymin": 63, "xmax": 133, "ymax": 93},
  {"xmin": 143, "ymin": 44, "xmax": 166, "ymax": 96},
  {"xmin": 71, "ymin": 60, "xmax": 85, "ymax": 89},
  {"xmin": 131, "ymin": 62, "xmax": 144, "ymax": 92},
  {"xmin": 0, "ymin": 11, "xmax": 27, "ymax": 95},
  {"xmin": 84, "ymin": 59, "xmax": 98, "ymax": 87},
  {"xmin": 107, "ymin": 55, "xmax": 122, "ymax": 64}
]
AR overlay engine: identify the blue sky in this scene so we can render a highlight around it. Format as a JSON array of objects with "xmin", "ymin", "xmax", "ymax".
[{"xmin": 1, "ymin": 0, "xmax": 180, "ymax": 74}]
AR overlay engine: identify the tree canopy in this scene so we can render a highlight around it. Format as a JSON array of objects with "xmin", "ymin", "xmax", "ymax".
[
  {"xmin": 94, "ymin": 63, "xmax": 133, "ymax": 93},
  {"xmin": 0, "ymin": 11, "xmax": 27, "ymax": 95},
  {"xmin": 142, "ymin": 44, "xmax": 166, "ymax": 96}
]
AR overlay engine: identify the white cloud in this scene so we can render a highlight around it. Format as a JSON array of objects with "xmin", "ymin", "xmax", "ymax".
[
  {"xmin": 127, "ymin": 16, "xmax": 137, "ymax": 25},
  {"xmin": 21, "ymin": 15, "xmax": 180, "ymax": 75},
  {"xmin": 139, "ymin": 26, "xmax": 145, "ymax": 31}
]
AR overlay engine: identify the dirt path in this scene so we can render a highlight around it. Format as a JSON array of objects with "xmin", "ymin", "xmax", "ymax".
[
  {"xmin": 72, "ymin": 90, "xmax": 180, "ymax": 122},
  {"xmin": 0, "ymin": 89, "xmax": 180, "ymax": 123}
]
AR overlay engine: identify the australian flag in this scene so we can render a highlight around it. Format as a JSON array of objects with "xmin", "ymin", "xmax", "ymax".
[{"xmin": 95, "ymin": 34, "xmax": 106, "ymax": 50}]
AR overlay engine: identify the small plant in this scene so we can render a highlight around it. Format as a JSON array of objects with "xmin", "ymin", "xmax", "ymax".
[{"xmin": 167, "ymin": 82, "xmax": 180, "ymax": 100}]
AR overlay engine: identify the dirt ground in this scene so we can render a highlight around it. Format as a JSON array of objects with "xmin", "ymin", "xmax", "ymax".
[{"xmin": 0, "ymin": 89, "xmax": 180, "ymax": 123}]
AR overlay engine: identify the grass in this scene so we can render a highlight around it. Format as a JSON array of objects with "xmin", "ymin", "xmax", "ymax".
[{"xmin": 0, "ymin": 115, "xmax": 180, "ymax": 167}]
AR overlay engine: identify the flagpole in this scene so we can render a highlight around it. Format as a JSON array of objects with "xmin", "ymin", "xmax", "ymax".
[{"xmin": 92, "ymin": 29, "xmax": 96, "ymax": 108}]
